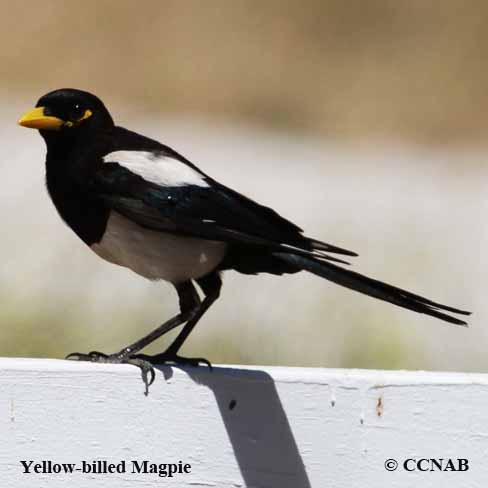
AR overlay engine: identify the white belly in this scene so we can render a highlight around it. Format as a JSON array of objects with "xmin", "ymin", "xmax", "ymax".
[{"xmin": 91, "ymin": 212, "xmax": 227, "ymax": 283}]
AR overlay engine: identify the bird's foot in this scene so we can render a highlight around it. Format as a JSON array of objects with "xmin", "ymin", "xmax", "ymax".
[
  {"xmin": 134, "ymin": 350, "xmax": 213, "ymax": 370},
  {"xmin": 66, "ymin": 350, "xmax": 155, "ymax": 395}
]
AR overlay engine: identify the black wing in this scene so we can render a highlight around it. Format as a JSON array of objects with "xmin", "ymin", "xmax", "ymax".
[
  {"xmin": 90, "ymin": 156, "xmax": 471, "ymax": 325},
  {"xmin": 92, "ymin": 161, "xmax": 357, "ymax": 264}
]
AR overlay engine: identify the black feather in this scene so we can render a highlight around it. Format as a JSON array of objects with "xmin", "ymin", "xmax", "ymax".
[
  {"xmin": 94, "ymin": 162, "xmax": 354, "ymax": 263},
  {"xmin": 273, "ymin": 253, "xmax": 470, "ymax": 326}
]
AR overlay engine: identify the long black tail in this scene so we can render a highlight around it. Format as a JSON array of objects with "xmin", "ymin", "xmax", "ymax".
[{"xmin": 274, "ymin": 253, "xmax": 471, "ymax": 326}]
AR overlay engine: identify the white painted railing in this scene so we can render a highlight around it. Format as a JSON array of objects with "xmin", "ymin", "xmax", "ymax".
[{"xmin": 1, "ymin": 358, "xmax": 487, "ymax": 487}]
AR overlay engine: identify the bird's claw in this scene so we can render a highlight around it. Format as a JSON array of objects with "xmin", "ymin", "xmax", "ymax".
[
  {"xmin": 66, "ymin": 350, "xmax": 155, "ymax": 395},
  {"xmin": 65, "ymin": 350, "xmax": 108, "ymax": 361},
  {"xmin": 125, "ymin": 357, "xmax": 156, "ymax": 395},
  {"xmin": 134, "ymin": 352, "xmax": 213, "ymax": 370}
]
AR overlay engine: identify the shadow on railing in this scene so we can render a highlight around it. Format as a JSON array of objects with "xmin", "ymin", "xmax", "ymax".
[{"xmin": 155, "ymin": 365, "xmax": 311, "ymax": 488}]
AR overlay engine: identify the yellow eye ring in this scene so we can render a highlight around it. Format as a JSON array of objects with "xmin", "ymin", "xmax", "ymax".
[{"xmin": 66, "ymin": 109, "xmax": 93, "ymax": 127}]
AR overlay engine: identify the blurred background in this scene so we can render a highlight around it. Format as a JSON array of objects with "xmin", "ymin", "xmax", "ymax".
[{"xmin": 1, "ymin": 1, "xmax": 485, "ymax": 372}]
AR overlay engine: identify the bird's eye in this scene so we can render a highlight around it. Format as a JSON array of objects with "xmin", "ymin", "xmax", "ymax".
[{"xmin": 69, "ymin": 104, "xmax": 85, "ymax": 120}]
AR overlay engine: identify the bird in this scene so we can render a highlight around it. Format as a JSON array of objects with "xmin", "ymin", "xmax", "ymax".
[{"xmin": 18, "ymin": 88, "xmax": 470, "ymax": 391}]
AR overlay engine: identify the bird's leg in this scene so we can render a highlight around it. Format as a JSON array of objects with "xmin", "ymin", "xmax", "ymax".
[
  {"xmin": 135, "ymin": 272, "xmax": 222, "ymax": 367},
  {"xmin": 66, "ymin": 281, "xmax": 201, "ymax": 393}
]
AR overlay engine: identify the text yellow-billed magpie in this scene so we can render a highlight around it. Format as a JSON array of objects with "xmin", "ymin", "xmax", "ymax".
[{"xmin": 19, "ymin": 89, "xmax": 470, "ymax": 391}]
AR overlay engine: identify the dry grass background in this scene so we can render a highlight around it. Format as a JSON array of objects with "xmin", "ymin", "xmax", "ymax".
[
  {"xmin": 0, "ymin": 1, "xmax": 486, "ymax": 371},
  {"xmin": 4, "ymin": 0, "xmax": 488, "ymax": 143}
]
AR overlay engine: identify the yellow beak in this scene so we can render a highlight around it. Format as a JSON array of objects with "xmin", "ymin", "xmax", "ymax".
[{"xmin": 18, "ymin": 107, "xmax": 64, "ymax": 130}]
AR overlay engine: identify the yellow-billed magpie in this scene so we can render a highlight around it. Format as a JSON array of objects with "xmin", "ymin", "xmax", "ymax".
[{"xmin": 19, "ymin": 88, "xmax": 471, "ymax": 391}]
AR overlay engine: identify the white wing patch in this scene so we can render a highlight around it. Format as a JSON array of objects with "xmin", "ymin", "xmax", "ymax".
[{"xmin": 103, "ymin": 150, "xmax": 209, "ymax": 188}]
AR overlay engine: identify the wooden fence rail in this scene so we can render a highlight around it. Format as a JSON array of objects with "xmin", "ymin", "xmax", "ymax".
[{"xmin": 1, "ymin": 358, "xmax": 487, "ymax": 487}]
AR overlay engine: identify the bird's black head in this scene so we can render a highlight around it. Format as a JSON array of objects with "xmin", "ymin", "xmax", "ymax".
[{"xmin": 18, "ymin": 88, "xmax": 114, "ymax": 144}]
